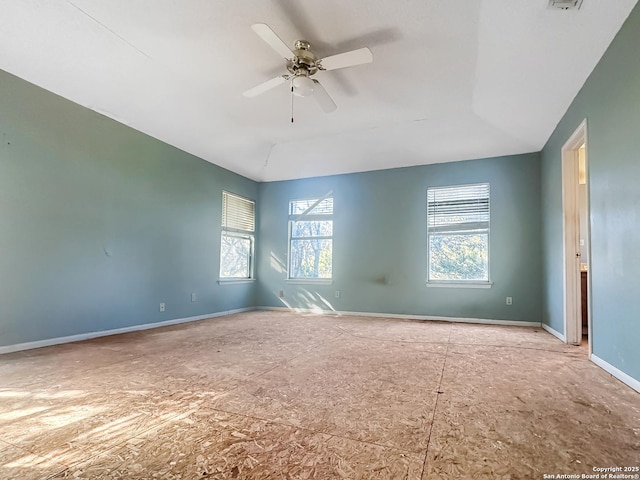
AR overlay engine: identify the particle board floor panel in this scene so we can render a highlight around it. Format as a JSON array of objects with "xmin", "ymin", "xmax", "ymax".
[
  {"xmin": 0, "ymin": 311, "xmax": 638, "ymax": 479},
  {"xmin": 48, "ymin": 410, "xmax": 424, "ymax": 479},
  {"xmin": 422, "ymin": 344, "xmax": 640, "ymax": 479},
  {"xmin": 0, "ymin": 441, "xmax": 68, "ymax": 480},
  {"xmin": 205, "ymin": 336, "xmax": 445, "ymax": 453}
]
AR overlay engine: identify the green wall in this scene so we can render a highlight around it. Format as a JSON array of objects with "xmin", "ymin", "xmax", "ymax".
[
  {"xmin": 257, "ymin": 153, "xmax": 542, "ymax": 323},
  {"xmin": 541, "ymin": 2, "xmax": 640, "ymax": 380},
  {"xmin": 0, "ymin": 69, "xmax": 257, "ymax": 347}
]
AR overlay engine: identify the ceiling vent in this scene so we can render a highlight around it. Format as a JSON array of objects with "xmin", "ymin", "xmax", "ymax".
[{"xmin": 548, "ymin": 0, "xmax": 583, "ymax": 10}]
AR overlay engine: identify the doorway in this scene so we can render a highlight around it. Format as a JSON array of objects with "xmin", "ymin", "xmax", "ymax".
[{"xmin": 561, "ymin": 119, "xmax": 590, "ymax": 351}]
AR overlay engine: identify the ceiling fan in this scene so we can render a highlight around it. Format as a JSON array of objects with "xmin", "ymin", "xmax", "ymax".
[{"xmin": 242, "ymin": 23, "xmax": 373, "ymax": 113}]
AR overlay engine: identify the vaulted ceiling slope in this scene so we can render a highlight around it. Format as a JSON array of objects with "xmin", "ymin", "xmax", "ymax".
[{"xmin": 1, "ymin": 0, "xmax": 637, "ymax": 181}]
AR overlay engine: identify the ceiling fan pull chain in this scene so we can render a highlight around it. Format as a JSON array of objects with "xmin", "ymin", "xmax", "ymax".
[{"xmin": 291, "ymin": 84, "xmax": 294, "ymax": 123}]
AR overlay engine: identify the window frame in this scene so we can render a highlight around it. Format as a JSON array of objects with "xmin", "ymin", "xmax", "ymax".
[
  {"xmin": 287, "ymin": 196, "xmax": 334, "ymax": 283},
  {"xmin": 426, "ymin": 183, "xmax": 492, "ymax": 288},
  {"xmin": 219, "ymin": 191, "xmax": 255, "ymax": 282}
]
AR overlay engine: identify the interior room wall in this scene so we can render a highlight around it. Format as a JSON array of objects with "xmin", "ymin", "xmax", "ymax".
[
  {"xmin": 0, "ymin": 69, "xmax": 258, "ymax": 348},
  {"xmin": 256, "ymin": 153, "xmax": 542, "ymax": 323},
  {"xmin": 541, "ymin": 2, "xmax": 640, "ymax": 381}
]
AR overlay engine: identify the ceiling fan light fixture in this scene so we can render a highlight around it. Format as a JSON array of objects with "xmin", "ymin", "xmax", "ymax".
[{"xmin": 292, "ymin": 75, "xmax": 314, "ymax": 97}]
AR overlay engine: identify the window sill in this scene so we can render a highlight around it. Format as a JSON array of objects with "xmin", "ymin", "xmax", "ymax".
[
  {"xmin": 426, "ymin": 281, "xmax": 493, "ymax": 289},
  {"xmin": 286, "ymin": 278, "xmax": 333, "ymax": 285},
  {"xmin": 218, "ymin": 279, "xmax": 255, "ymax": 285}
]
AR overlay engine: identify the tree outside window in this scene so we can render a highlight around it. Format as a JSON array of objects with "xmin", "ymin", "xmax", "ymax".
[{"xmin": 288, "ymin": 197, "xmax": 333, "ymax": 279}]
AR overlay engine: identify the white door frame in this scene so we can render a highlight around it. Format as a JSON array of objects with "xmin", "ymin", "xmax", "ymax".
[{"xmin": 561, "ymin": 119, "xmax": 590, "ymax": 348}]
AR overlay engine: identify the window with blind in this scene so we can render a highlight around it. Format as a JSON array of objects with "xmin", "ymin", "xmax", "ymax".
[
  {"xmin": 220, "ymin": 191, "xmax": 255, "ymax": 279},
  {"xmin": 427, "ymin": 183, "xmax": 490, "ymax": 283},
  {"xmin": 288, "ymin": 197, "xmax": 333, "ymax": 279}
]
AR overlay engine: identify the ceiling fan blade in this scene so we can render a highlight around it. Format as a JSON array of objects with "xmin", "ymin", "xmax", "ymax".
[
  {"xmin": 251, "ymin": 23, "xmax": 294, "ymax": 59},
  {"xmin": 312, "ymin": 80, "xmax": 337, "ymax": 113},
  {"xmin": 243, "ymin": 75, "xmax": 287, "ymax": 98},
  {"xmin": 319, "ymin": 47, "xmax": 373, "ymax": 71}
]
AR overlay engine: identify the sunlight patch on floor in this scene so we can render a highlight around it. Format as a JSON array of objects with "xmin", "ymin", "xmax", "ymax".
[{"xmin": 0, "ymin": 406, "xmax": 48, "ymax": 421}]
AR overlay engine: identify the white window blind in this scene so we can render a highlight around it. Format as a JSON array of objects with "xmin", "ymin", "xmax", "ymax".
[
  {"xmin": 220, "ymin": 192, "xmax": 255, "ymax": 279},
  {"xmin": 427, "ymin": 183, "xmax": 490, "ymax": 283},
  {"xmin": 222, "ymin": 192, "xmax": 255, "ymax": 233},
  {"xmin": 427, "ymin": 183, "xmax": 490, "ymax": 234}
]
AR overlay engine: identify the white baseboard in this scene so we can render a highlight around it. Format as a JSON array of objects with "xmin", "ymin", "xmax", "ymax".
[
  {"xmin": 0, "ymin": 307, "xmax": 255, "ymax": 355},
  {"xmin": 541, "ymin": 323, "xmax": 566, "ymax": 342},
  {"xmin": 591, "ymin": 354, "xmax": 640, "ymax": 394},
  {"xmin": 258, "ymin": 306, "xmax": 541, "ymax": 327}
]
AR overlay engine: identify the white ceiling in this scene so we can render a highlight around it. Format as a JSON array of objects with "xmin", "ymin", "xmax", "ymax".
[{"xmin": 1, "ymin": 0, "xmax": 637, "ymax": 182}]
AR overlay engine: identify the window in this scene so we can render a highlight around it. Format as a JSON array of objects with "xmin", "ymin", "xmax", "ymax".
[
  {"xmin": 220, "ymin": 191, "xmax": 255, "ymax": 279},
  {"xmin": 288, "ymin": 196, "xmax": 333, "ymax": 279},
  {"xmin": 427, "ymin": 183, "xmax": 490, "ymax": 283}
]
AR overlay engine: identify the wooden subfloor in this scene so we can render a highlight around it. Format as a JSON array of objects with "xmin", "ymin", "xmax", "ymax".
[{"xmin": 0, "ymin": 311, "xmax": 638, "ymax": 479}]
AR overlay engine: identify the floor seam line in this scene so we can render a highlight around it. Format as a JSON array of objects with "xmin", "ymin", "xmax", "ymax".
[
  {"xmin": 446, "ymin": 341, "xmax": 573, "ymax": 354},
  {"xmin": 420, "ymin": 323, "xmax": 452, "ymax": 479},
  {"xmin": 336, "ymin": 326, "xmax": 451, "ymax": 346}
]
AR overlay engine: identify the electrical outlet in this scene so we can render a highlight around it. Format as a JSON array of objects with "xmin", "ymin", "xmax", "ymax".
[
  {"xmin": 506, "ymin": 297, "xmax": 513, "ymax": 306},
  {"xmin": 191, "ymin": 293, "xmax": 197, "ymax": 302},
  {"xmin": 279, "ymin": 290, "xmax": 284, "ymax": 298},
  {"xmin": 159, "ymin": 302, "xmax": 166, "ymax": 312},
  {"xmin": 335, "ymin": 290, "xmax": 341, "ymax": 299}
]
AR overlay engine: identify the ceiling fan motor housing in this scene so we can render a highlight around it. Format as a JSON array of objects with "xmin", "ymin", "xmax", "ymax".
[{"xmin": 287, "ymin": 40, "xmax": 319, "ymax": 76}]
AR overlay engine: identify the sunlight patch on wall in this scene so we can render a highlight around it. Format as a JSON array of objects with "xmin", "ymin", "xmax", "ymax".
[{"xmin": 270, "ymin": 251, "xmax": 286, "ymax": 274}]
